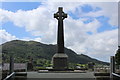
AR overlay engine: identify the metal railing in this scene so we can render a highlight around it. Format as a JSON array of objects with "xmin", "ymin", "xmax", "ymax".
[
  {"xmin": 3, "ymin": 72, "xmax": 15, "ymax": 80},
  {"xmin": 110, "ymin": 56, "xmax": 120, "ymax": 80},
  {"xmin": 112, "ymin": 72, "xmax": 120, "ymax": 78}
]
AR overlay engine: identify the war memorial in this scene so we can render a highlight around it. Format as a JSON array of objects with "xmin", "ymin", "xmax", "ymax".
[
  {"xmin": 52, "ymin": 7, "xmax": 68, "ymax": 70},
  {"xmin": 27, "ymin": 7, "xmax": 96, "ymax": 80}
]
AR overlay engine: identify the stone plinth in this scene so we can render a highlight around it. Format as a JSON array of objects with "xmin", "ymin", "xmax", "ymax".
[{"xmin": 52, "ymin": 53, "xmax": 68, "ymax": 70}]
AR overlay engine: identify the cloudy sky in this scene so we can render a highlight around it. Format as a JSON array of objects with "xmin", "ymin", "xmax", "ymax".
[{"xmin": 0, "ymin": 0, "xmax": 119, "ymax": 62}]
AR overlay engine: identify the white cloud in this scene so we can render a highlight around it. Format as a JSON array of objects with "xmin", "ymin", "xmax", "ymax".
[
  {"xmin": 0, "ymin": 7, "xmax": 57, "ymax": 43},
  {"xmin": 68, "ymin": 29, "xmax": 118, "ymax": 62},
  {"xmin": 20, "ymin": 37, "xmax": 42, "ymax": 43},
  {"xmin": 0, "ymin": 2, "xmax": 84, "ymax": 44},
  {"xmin": 64, "ymin": 17, "xmax": 101, "ymax": 47},
  {"xmin": 0, "ymin": 2, "xmax": 118, "ymax": 62},
  {"xmin": 0, "ymin": 29, "xmax": 17, "ymax": 44},
  {"xmin": 84, "ymin": 2, "xmax": 118, "ymax": 26},
  {"xmin": 85, "ymin": 29, "xmax": 118, "ymax": 61}
]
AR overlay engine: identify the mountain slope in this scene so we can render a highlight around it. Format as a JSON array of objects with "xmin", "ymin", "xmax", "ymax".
[{"xmin": 1, "ymin": 40, "xmax": 108, "ymax": 65}]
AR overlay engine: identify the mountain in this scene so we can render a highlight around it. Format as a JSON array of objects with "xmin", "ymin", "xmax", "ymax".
[{"xmin": 1, "ymin": 40, "xmax": 108, "ymax": 65}]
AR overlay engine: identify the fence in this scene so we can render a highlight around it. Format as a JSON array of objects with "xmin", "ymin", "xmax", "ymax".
[
  {"xmin": 3, "ymin": 56, "xmax": 15, "ymax": 80},
  {"xmin": 3, "ymin": 72, "xmax": 15, "ymax": 80},
  {"xmin": 110, "ymin": 56, "xmax": 120, "ymax": 80}
]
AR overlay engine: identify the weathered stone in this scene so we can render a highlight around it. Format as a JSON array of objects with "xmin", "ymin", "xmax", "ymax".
[
  {"xmin": 52, "ymin": 7, "xmax": 68, "ymax": 70},
  {"xmin": 52, "ymin": 53, "xmax": 68, "ymax": 70}
]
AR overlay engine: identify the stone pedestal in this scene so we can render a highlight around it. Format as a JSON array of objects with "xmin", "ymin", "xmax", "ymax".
[{"xmin": 52, "ymin": 53, "xmax": 68, "ymax": 70}]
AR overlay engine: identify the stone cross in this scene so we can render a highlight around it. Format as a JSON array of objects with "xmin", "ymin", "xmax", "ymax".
[
  {"xmin": 54, "ymin": 7, "xmax": 67, "ymax": 53},
  {"xmin": 52, "ymin": 7, "xmax": 68, "ymax": 70}
]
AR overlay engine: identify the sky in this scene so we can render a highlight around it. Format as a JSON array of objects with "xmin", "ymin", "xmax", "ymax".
[{"xmin": 0, "ymin": 1, "xmax": 118, "ymax": 62}]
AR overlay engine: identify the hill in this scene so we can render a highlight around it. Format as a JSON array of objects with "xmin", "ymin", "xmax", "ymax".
[{"xmin": 1, "ymin": 40, "xmax": 108, "ymax": 65}]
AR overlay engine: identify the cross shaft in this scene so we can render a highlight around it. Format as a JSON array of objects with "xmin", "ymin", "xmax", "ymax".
[{"xmin": 54, "ymin": 7, "xmax": 67, "ymax": 53}]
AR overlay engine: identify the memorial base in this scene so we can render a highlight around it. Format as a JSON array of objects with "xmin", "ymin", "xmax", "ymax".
[{"xmin": 52, "ymin": 53, "xmax": 68, "ymax": 70}]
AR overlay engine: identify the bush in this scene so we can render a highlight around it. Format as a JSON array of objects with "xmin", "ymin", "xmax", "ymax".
[
  {"xmin": 35, "ymin": 66, "xmax": 46, "ymax": 70},
  {"xmin": 115, "ymin": 46, "xmax": 120, "ymax": 65}
]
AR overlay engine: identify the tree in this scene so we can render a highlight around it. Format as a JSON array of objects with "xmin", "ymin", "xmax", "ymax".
[{"xmin": 115, "ymin": 46, "xmax": 120, "ymax": 65}]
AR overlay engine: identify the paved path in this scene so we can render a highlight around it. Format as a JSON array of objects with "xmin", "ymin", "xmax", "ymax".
[{"xmin": 27, "ymin": 72, "xmax": 96, "ymax": 80}]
